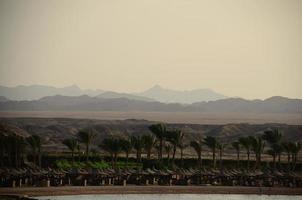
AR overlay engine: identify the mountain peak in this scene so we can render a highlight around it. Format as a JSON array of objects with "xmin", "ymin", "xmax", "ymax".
[
  {"xmin": 265, "ymin": 96, "xmax": 289, "ymax": 101},
  {"xmin": 64, "ymin": 84, "xmax": 81, "ymax": 90},
  {"xmin": 138, "ymin": 85, "xmax": 227, "ymax": 104},
  {"xmin": 148, "ymin": 84, "xmax": 164, "ymax": 90}
]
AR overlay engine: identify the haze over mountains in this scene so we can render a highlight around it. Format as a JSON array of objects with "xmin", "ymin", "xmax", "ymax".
[
  {"xmin": 0, "ymin": 84, "xmax": 301, "ymax": 114},
  {"xmin": 0, "ymin": 94, "xmax": 301, "ymax": 114},
  {"xmin": 0, "ymin": 84, "xmax": 226, "ymax": 103},
  {"xmin": 0, "ymin": 84, "xmax": 104, "ymax": 101},
  {"xmin": 135, "ymin": 85, "xmax": 227, "ymax": 104}
]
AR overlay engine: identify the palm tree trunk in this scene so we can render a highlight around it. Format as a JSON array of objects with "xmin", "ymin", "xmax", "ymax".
[
  {"xmin": 111, "ymin": 153, "xmax": 114, "ymax": 168},
  {"xmin": 114, "ymin": 152, "xmax": 118, "ymax": 169},
  {"xmin": 180, "ymin": 148, "xmax": 184, "ymax": 167},
  {"xmin": 236, "ymin": 151, "xmax": 240, "ymax": 168},
  {"xmin": 126, "ymin": 152, "xmax": 129, "ymax": 168},
  {"xmin": 19, "ymin": 151, "xmax": 24, "ymax": 168},
  {"xmin": 258, "ymin": 153, "xmax": 262, "ymax": 169},
  {"xmin": 38, "ymin": 153, "xmax": 41, "ymax": 168},
  {"xmin": 159, "ymin": 139, "xmax": 163, "ymax": 160},
  {"xmin": 172, "ymin": 146, "xmax": 176, "ymax": 164},
  {"xmin": 0, "ymin": 147, "xmax": 3, "ymax": 167},
  {"xmin": 8, "ymin": 152, "xmax": 12, "ymax": 167},
  {"xmin": 293, "ymin": 154, "xmax": 297, "ymax": 170},
  {"xmin": 287, "ymin": 153, "xmax": 290, "ymax": 171},
  {"xmin": 278, "ymin": 154, "xmax": 281, "ymax": 169},
  {"xmin": 33, "ymin": 152, "xmax": 36, "ymax": 166},
  {"xmin": 147, "ymin": 149, "xmax": 151, "ymax": 160},
  {"xmin": 78, "ymin": 149, "xmax": 81, "ymax": 162},
  {"xmin": 136, "ymin": 150, "xmax": 139, "ymax": 162},
  {"xmin": 71, "ymin": 150, "xmax": 74, "ymax": 165},
  {"xmin": 138, "ymin": 150, "xmax": 141, "ymax": 162},
  {"xmin": 198, "ymin": 152, "xmax": 202, "ymax": 169},
  {"xmin": 219, "ymin": 149, "xmax": 222, "ymax": 170},
  {"xmin": 213, "ymin": 149, "xmax": 216, "ymax": 168},
  {"xmin": 291, "ymin": 153, "xmax": 294, "ymax": 170},
  {"xmin": 38, "ymin": 148, "xmax": 42, "ymax": 168},
  {"xmin": 86, "ymin": 144, "xmax": 89, "ymax": 162},
  {"xmin": 15, "ymin": 145, "xmax": 18, "ymax": 168},
  {"xmin": 247, "ymin": 151, "xmax": 250, "ymax": 171},
  {"xmin": 273, "ymin": 154, "xmax": 276, "ymax": 170}
]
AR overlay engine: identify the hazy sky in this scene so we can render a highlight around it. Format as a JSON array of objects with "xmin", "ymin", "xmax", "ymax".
[{"xmin": 0, "ymin": 0, "xmax": 301, "ymax": 99}]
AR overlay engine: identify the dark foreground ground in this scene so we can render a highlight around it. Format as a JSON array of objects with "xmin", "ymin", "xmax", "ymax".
[{"xmin": 1, "ymin": 186, "xmax": 302, "ymax": 198}]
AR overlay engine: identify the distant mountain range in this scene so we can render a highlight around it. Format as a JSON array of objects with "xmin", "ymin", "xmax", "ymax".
[
  {"xmin": 135, "ymin": 85, "xmax": 227, "ymax": 104},
  {"xmin": 0, "ymin": 84, "xmax": 226, "ymax": 104},
  {"xmin": 1, "ymin": 85, "xmax": 302, "ymax": 114},
  {"xmin": 96, "ymin": 91, "xmax": 155, "ymax": 102},
  {"xmin": 0, "ymin": 94, "xmax": 301, "ymax": 114},
  {"xmin": 0, "ymin": 85, "xmax": 104, "ymax": 101}
]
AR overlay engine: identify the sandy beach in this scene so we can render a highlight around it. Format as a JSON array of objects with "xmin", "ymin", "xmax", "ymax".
[{"xmin": 1, "ymin": 186, "xmax": 302, "ymax": 197}]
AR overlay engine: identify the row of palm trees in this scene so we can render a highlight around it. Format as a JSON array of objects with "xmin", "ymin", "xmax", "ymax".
[
  {"xmin": 230, "ymin": 129, "xmax": 302, "ymax": 171},
  {"xmin": 62, "ymin": 129, "xmax": 97, "ymax": 163},
  {"xmin": 0, "ymin": 134, "xmax": 42, "ymax": 167},
  {"xmin": 119, "ymin": 126, "xmax": 300, "ymax": 171},
  {"xmin": 1, "ymin": 124, "xmax": 301, "ymax": 171},
  {"xmin": 62, "ymin": 124, "xmax": 301, "ymax": 172}
]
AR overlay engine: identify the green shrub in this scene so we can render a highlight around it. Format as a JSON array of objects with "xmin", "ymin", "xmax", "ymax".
[
  {"xmin": 55, "ymin": 159, "xmax": 110, "ymax": 169},
  {"xmin": 55, "ymin": 159, "xmax": 71, "ymax": 169}
]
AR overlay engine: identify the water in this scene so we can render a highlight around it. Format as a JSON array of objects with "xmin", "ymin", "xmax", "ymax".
[{"xmin": 37, "ymin": 194, "xmax": 302, "ymax": 200}]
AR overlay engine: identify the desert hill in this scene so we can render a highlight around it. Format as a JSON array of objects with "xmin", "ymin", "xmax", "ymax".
[{"xmin": 1, "ymin": 118, "xmax": 301, "ymax": 153}]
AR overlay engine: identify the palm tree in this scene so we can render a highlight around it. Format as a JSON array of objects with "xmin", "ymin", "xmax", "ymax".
[
  {"xmin": 5, "ymin": 135, "xmax": 27, "ymax": 168},
  {"xmin": 266, "ymin": 143, "xmax": 283, "ymax": 170},
  {"xmin": 217, "ymin": 142, "xmax": 227, "ymax": 170},
  {"xmin": 0, "ymin": 135, "xmax": 5, "ymax": 167},
  {"xmin": 142, "ymin": 135, "xmax": 155, "ymax": 160},
  {"xmin": 231, "ymin": 141, "xmax": 241, "ymax": 168},
  {"xmin": 250, "ymin": 136, "xmax": 265, "ymax": 169},
  {"xmin": 166, "ymin": 129, "xmax": 183, "ymax": 165},
  {"xmin": 154, "ymin": 143, "xmax": 161, "ymax": 159},
  {"xmin": 165, "ymin": 143, "xmax": 172, "ymax": 160},
  {"xmin": 26, "ymin": 135, "xmax": 37, "ymax": 166},
  {"xmin": 77, "ymin": 129, "xmax": 96, "ymax": 162},
  {"xmin": 131, "ymin": 135, "xmax": 144, "ymax": 162},
  {"xmin": 26, "ymin": 135, "xmax": 42, "ymax": 167},
  {"xmin": 262, "ymin": 129, "xmax": 283, "ymax": 170},
  {"xmin": 4, "ymin": 136, "xmax": 13, "ymax": 167},
  {"xmin": 190, "ymin": 138, "xmax": 203, "ymax": 169},
  {"xmin": 62, "ymin": 138, "xmax": 78, "ymax": 164},
  {"xmin": 77, "ymin": 143, "xmax": 81, "ymax": 162},
  {"xmin": 120, "ymin": 138, "xmax": 132, "ymax": 167},
  {"xmin": 291, "ymin": 141, "xmax": 302, "ymax": 170},
  {"xmin": 239, "ymin": 137, "xmax": 252, "ymax": 171},
  {"xmin": 168, "ymin": 130, "xmax": 186, "ymax": 167},
  {"xmin": 262, "ymin": 129, "xmax": 282, "ymax": 145},
  {"xmin": 275, "ymin": 144, "xmax": 283, "ymax": 168},
  {"xmin": 149, "ymin": 124, "xmax": 167, "ymax": 160},
  {"xmin": 179, "ymin": 142, "xmax": 187, "ymax": 168},
  {"xmin": 100, "ymin": 138, "xmax": 122, "ymax": 168},
  {"xmin": 282, "ymin": 142, "xmax": 293, "ymax": 170},
  {"xmin": 204, "ymin": 136, "xmax": 218, "ymax": 168}
]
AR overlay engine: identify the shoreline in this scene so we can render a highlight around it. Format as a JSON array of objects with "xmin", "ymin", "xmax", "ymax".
[{"xmin": 1, "ymin": 186, "xmax": 302, "ymax": 197}]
